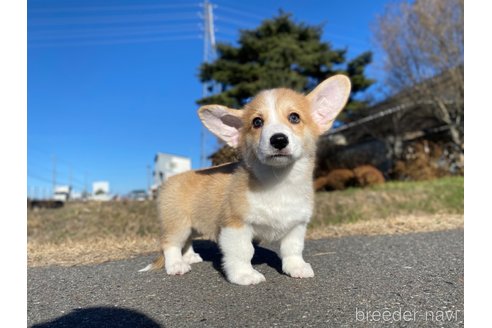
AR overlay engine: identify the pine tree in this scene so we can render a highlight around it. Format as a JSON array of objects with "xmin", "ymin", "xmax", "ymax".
[{"xmin": 198, "ymin": 12, "xmax": 374, "ymax": 121}]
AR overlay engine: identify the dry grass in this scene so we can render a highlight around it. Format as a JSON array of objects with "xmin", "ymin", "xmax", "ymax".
[
  {"xmin": 27, "ymin": 236, "xmax": 159, "ymax": 268},
  {"xmin": 28, "ymin": 200, "xmax": 160, "ymax": 244},
  {"xmin": 307, "ymin": 214, "xmax": 463, "ymax": 239},
  {"xmin": 27, "ymin": 200, "xmax": 161, "ymax": 267},
  {"xmin": 27, "ymin": 177, "xmax": 463, "ymax": 267}
]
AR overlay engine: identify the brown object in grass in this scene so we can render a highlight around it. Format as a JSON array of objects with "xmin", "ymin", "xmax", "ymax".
[
  {"xmin": 314, "ymin": 169, "xmax": 355, "ymax": 191},
  {"xmin": 315, "ymin": 165, "xmax": 385, "ymax": 191},
  {"xmin": 353, "ymin": 165, "xmax": 385, "ymax": 187}
]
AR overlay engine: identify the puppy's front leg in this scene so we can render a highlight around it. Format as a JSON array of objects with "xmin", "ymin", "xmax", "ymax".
[
  {"xmin": 219, "ymin": 225, "xmax": 266, "ymax": 285},
  {"xmin": 280, "ymin": 224, "xmax": 314, "ymax": 278}
]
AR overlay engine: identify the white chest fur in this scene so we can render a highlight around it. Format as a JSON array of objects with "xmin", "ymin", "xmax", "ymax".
[{"xmin": 245, "ymin": 159, "xmax": 314, "ymax": 242}]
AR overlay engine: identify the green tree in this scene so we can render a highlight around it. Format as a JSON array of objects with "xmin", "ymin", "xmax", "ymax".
[{"xmin": 198, "ymin": 12, "xmax": 374, "ymax": 121}]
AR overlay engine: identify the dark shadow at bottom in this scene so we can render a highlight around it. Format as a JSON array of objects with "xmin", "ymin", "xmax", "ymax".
[{"xmin": 31, "ymin": 306, "xmax": 162, "ymax": 328}]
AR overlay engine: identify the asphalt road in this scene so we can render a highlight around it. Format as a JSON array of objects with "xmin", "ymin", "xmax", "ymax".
[{"xmin": 28, "ymin": 229, "xmax": 463, "ymax": 327}]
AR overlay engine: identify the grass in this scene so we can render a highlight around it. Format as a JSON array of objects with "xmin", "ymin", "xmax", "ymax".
[
  {"xmin": 27, "ymin": 176, "xmax": 463, "ymax": 267},
  {"xmin": 311, "ymin": 176, "xmax": 463, "ymax": 227},
  {"xmin": 28, "ymin": 200, "xmax": 160, "ymax": 245}
]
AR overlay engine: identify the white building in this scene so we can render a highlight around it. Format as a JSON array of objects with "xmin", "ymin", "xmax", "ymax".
[
  {"xmin": 152, "ymin": 153, "xmax": 191, "ymax": 189},
  {"xmin": 92, "ymin": 181, "xmax": 111, "ymax": 201}
]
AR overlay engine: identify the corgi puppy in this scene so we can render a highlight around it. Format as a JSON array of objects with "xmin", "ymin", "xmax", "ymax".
[{"xmin": 140, "ymin": 75, "xmax": 351, "ymax": 285}]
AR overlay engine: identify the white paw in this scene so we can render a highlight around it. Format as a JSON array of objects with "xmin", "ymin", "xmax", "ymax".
[
  {"xmin": 283, "ymin": 261, "xmax": 314, "ymax": 278},
  {"xmin": 228, "ymin": 269, "xmax": 266, "ymax": 285},
  {"xmin": 183, "ymin": 252, "xmax": 203, "ymax": 265},
  {"xmin": 165, "ymin": 261, "xmax": 191, "ymax": 275}
]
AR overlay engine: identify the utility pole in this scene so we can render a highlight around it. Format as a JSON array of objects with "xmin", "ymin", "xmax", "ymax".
[
  {"xmin": 69, "ymin": 166, "xmax": 73, "ymax": 189},
  {"xmin": 84, "ymin": 171, "xmax": 88, "ymax": 198},
  {"xmin": 200, "ymin": 0, "xmax": 216, "ymax": 167},
  {"xmin": 147, "ymin": 164, "xmax": 151, "ymax": 193},
  {"xmin": 52, "ymin": 155, "xmax": 56, "ymax": 194}
]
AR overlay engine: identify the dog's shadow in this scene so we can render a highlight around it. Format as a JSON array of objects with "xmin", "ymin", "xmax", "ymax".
[{"xmin": 192, "ymin": 240, "xmax": 283, "ymax": 277}]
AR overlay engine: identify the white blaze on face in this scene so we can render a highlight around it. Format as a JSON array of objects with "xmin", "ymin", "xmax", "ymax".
[{"xmin": 256, "ymin": 90, "xmax": 303, "ymax": 166}]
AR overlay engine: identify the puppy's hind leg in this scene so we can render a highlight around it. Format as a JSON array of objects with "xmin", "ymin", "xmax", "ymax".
[
  {"xmin": 163, "ymin": 227, "xmax": 193, "ymax": 275},
  {"xmin": 139, "ymin": 227, "xmax": 195, "ymax": 274}
]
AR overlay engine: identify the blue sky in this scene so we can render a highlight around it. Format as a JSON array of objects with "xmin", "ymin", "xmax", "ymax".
[{"xmin": 27, "ymin": 0, "xmax": 391, "ymax": 196}]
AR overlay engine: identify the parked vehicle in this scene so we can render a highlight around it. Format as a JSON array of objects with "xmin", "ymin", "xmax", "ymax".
[
  {"xmin": 128, "ymin": 190, "xmax": 148, "ymax": 201},
  {"xmin": 53, "ymin": 185, "xmax": 71, "ymax": 202}
]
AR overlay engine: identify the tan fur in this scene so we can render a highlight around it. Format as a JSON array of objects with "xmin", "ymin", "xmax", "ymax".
[
  {"xmin": 158, "ymin": 162, "xmax": 250, "ymax": 243},
  {"xmin": 146, "ymin": 162, "xmax": 250, "ymax": 270},
  {"xmin": 146, "ymin": 253, "xmax": 165, "ymax": 271}
]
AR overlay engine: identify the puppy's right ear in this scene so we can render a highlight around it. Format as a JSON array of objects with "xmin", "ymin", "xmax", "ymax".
[{"xmin": 198, "ymin": 105, "xmax": 243, "ymax": 148}]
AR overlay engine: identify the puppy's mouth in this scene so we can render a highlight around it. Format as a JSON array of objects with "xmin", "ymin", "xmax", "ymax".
[
  {"xmin": 268, "ymin": 154, "xmax": 292, "ymax": 159},
  {"xmin": 265, "ymin": 152, "xmax": 294, "ymax": 164},
  {"xmin": 262, "ymin": 153, "xmax": 295, "ymax": 167},
  {"xmin": 256, "ymin": 146, "xmax": 295, "ymax": 166}
]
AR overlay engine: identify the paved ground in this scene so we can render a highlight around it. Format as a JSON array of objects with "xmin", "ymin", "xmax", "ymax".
[{"xmin": 28, "ymin": 229, "xmax": 463, "ymax": 327}]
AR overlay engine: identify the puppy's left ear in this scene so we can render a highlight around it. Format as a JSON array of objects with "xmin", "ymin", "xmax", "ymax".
[
  {"xmin": 306, "ymin": 75, "xmax": 351, "ymax": 133},
  {"xmin": 198, "ymin": 105, "xmax": 243, "ymax": 148}
]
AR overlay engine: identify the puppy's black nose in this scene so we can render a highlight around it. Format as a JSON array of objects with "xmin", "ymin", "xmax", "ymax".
[{"xmin": 270, "ymin": 133, "xmax": 289, "ymax": 150}]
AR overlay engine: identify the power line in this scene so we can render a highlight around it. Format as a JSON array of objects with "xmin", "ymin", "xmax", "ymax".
[
  {"xmin": 26, "ymin": 163, "xmax": 52, "ymax": 175},
  {"xmin": 28, "ymin": 172, "xmax": 85, "ymax": 190},
  {"xmin": 29, "ymin": 164, "xmax": 85, "ymax": 188},
  {"xmin": 27, "ymin": 172, "xmax": 83, "ymax": 189},
  {"xmin": 215, "ymin": 4, "xmax": 265, "ymax": 21},
  {"xmin": 30, "ymin": 30, "xmax": 201, "ymax": 43},
  {"xmin": 215, "ymin": 16, "xmax": 257, "ymax": 28},
  {"xmin": 27, "ymin": 173, "xmax": 53, "ymax": 184},
  {"xmin": 30, "ymin": 3, "xmax": 200, "ymax": 14},
  {"xmin": 28, "ymin": 147, "xmax": 89, "ymax": 189},
  {"xmin": 212, "ymin": 4, "xmax": 370, "ymax": 50},
  {"xmin": 31, "ymin": 23, "xmax": 202, "ymax": 38},
  {"xmin": 212, "ymin": 0, "xmax": 267, "ymax": 16},
  {"xmin": 322, "ymin": 100, "xmax": 455, "ymax": 137},
  {"xmin": 29, "ymin": 13, "xmax": 200, "ymax": 27},
  {"xmin": 28, "ymin": 147, "xmax": 77, "ymax": 173},
  {"xmin": 30, "ymin": 28, "xmax": 201, "ymax": 41},
  {"xmin": 215, "ymin": 26, "xmax": 241, "ymax": 35},
  {"xmin": 29, "ymin": 34, "xmax": 201, "ymax": 48},
  {"xmin": 324, "ymin": 103, "xmax": 413, "ymax": 136}
]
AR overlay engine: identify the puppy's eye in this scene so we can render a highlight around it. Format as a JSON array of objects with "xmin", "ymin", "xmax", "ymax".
[
  {"xmin": 252, "ymin": 117, "xmax": 264, "ymax": 128},
  {"xmin": 288, "ymin": 113, "xmax": 301, "ymax": 124}
]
